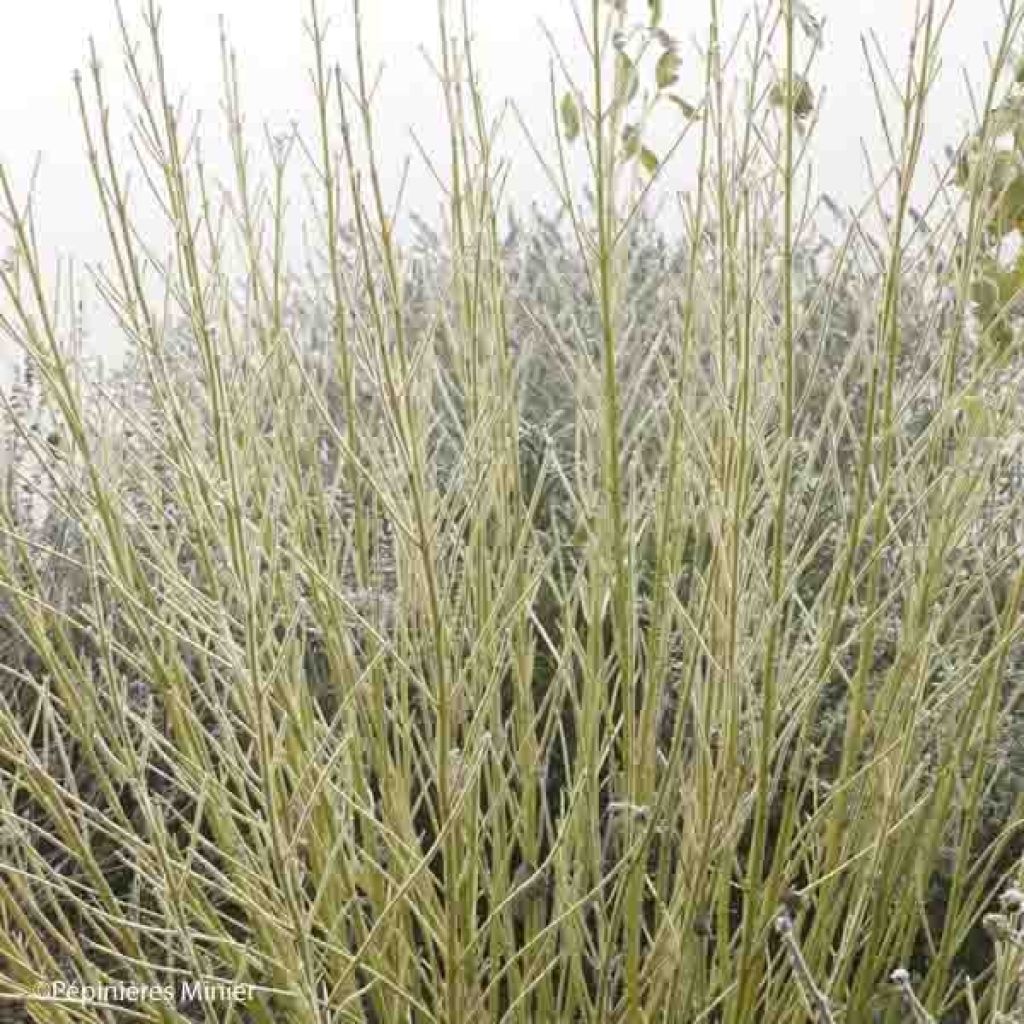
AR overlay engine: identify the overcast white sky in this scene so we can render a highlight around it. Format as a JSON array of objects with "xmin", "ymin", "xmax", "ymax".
[{"xmin": 0, "ymin": 0, "xmax": 1014, "ymax": 370}]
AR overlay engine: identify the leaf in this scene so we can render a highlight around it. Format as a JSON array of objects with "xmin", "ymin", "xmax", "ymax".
[
  {"xmin": 640, "ymin": 147, "xmax": 660, "ymax": 174},
  {"xmin": 622, "ymin": 124, "xmax": 640, "ymax": 159},
  {"xmin": 616, "ymin": 51, "xmax": 639, "ymax": 104},
  {"xmin": 561, "ymin": 92, "xmax": 581, "ymax": 143},
  {"xmin": 648, "ymin": 0, "xmax": 663, "ymax": 26},
  {"xmin": 969, "ymin": 248, "xmax": 1024, "ymax": 356},
  {"xmin": 985, "ymin": 152, "xmax": 1024, "ymax": 237},
  {"xmin": 653, "ymin": 28, "xmax": 675, "ymax": 50},
  {"xmin": 987, "ymin": 95, "xmax": 1024, "ymax": 137},
  {"xmin": 769, "ymin": 75, "xmax": 814, "ymax": 119},
  {"xmin": 792, "ymin": 77, "xmax": 814, "ymax": 117},
  {"xmin": 656, "ymin": 50, "xmax": 682, "ymax": 90},
  {"xmin": 667, "ymin": 94, "xmax": 701, "ymax": 119}
]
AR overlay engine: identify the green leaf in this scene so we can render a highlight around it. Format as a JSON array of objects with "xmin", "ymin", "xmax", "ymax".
[
  {"xmin": 769, "ymin": 75, "xmax": 814, "ymax": 119},
  {"xmin": 648, "ymin": 0, "xmax": 663, "ymax": 26},
  {"xmin": 616, "ymin": 51, "xmax": 639, "ymax": 104},
  {"xmin": 793, "ymin": 77, "xmax": 814, "ymax": 117},
  {"xmin": 640, "ymin": 147, "xmax": 660, "ymax": 174},
  {"xmin": 667, "ymin": 94, "xmax": 701, "ymax": 119},
  {"xmin": 655, "ymin": 50, "xmax": 682, "ymax": 90},
  {"xmin": 987, "ymin": 95, "xmax": 1024, "ymax": 137},
  {"xmin": 653, "ymin": 28, "xmax": 675, "ymax": 50},
  {"xmin": 985, "ymin": 152, "xmax": 1024, "ymax": 237},
  {"xmin": 561, "ymin": 92, "xmax": 581, "ymax": 143}
]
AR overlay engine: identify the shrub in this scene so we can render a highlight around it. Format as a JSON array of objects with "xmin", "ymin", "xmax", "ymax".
[{"xmin": 0, "ymin": 1, "xmax": 1023, "ymax": 1023}]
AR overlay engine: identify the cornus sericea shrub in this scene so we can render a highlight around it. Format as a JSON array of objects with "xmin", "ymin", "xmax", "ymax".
[{"xmin": 1, "ymin": 1, "xmax": 1024, "ymax": 1023}]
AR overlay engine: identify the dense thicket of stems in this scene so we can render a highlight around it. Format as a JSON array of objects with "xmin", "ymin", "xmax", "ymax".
[{"xmin": 0, "ymin": 1, "xmax": 1023, "ymax": 1022}]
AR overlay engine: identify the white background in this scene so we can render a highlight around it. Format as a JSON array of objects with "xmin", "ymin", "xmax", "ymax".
[{"xmin": 0, "ymin": 0, "xmax": 1013, "ymax": 369}]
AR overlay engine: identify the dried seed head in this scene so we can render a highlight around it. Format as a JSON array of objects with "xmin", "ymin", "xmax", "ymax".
[
  {"xmin": 604, "ymin": 801, "xmax": 650, "ymax": 827},
  {"xmin": 999, "ymin": 886, "xmax": 1024, "ymax": 912},
  {"xmin": 984, "ymin": 912, "xmax": 1009, "ymax": 939},
  {"xmin": 889, "ymin": 967, "xmax": 936, "ymax": 1024},
  {"xmin": 781, "ymin": 886, "xmax": 803, "ymax": 915},
  {"xmin": 126, "ymin": 677, "xmax": 153, "ymax": 712}
]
